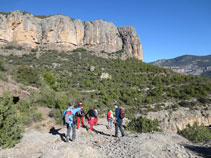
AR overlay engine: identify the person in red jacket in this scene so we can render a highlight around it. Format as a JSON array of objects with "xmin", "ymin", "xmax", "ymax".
[
  {"xmin": 85, "ymin": 106, "xmax": 97, "ymax": 130},
  {"xmin": 76, "ymin": 102, "xmax": 85, "ymax": 129}
]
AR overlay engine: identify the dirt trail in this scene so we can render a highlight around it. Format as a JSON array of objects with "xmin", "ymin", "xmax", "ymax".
[{"xmin": 0, "ymin": 108, "xmax": 210, "ymax": 158}]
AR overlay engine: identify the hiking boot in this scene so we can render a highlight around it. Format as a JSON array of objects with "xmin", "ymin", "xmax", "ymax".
[{"xmin": 66, "ymin": 136, "xmax": 70, "ymax": 142}]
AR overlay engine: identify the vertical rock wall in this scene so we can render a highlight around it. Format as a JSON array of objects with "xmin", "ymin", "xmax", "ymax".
[{"xmin": 0, "ymin": 11, "xmax": 143, "ymax": 60}]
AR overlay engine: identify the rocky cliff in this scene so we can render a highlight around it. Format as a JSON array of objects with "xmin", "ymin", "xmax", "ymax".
[
  {"xmin": 147, "ymin": 107, "xmax": 211, "ymax": 132},
  {"xmin": 150, "ymin": 55, "xmax": 211, "ymax": 77},
  {"xmin": 0, "ymin": 11, "xmax": 143, "ymax": 60}
]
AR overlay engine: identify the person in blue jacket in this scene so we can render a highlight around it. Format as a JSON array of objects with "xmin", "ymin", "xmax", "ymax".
[
  {"xmin": 63, "ymin": 102, "xmax": 81, "ymax": 142},
  {"xmin": 114, "ymin": 104, "xmax": 125, "ymax": 137}
]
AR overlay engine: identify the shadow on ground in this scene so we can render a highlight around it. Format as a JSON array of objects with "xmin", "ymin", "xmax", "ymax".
[
  {"xmin": 183, "ymin": 144, "xmax": 211, "ymax": 158},
  {"xmin": 49, "ymin": 127, "xmax": 66, "ymax": 142},
  {"xmin": 83, "ymin": 124, "xmax": 112, "ymax": 137},
  {"xmin": 92, "ymin": 128, "xmax": 112, "ymax": 137}
]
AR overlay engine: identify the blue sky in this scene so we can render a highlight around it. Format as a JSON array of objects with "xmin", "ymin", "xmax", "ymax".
[{"xmin": 1, "ymin": 0, "xmax": 211, "ymax": 62}]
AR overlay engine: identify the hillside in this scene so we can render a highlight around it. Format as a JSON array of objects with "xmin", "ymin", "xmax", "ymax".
[
  {"xmin": 0, "ymin": 48, "xmax": 211, "ymax": 157},
  {"xmin": 0, "ymin": 48, "xmax": 211, "ymax": 131},
  {"xmin": 0, "ymin": 10, "xmax": 142, "ymax": 60},
  {"xmin": 150, "ymin": 55, "xmax": 211, "ymax": 77}
]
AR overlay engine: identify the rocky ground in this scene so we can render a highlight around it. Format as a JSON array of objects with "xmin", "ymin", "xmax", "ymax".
[{"xmin": 0, "ymin": 108, "xmax": 210, "ymax": 158}]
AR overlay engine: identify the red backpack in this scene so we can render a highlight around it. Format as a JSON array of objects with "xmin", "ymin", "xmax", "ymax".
[
  {"xmin": 119, "ymin": 108, "xmax": 124, "ymax": 119},
  {"xmin": 107, "ymin": 112, "xmax": 111, "ymax": 119}
]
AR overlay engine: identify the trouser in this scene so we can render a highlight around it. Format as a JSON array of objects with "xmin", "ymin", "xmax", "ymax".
[
  {"xmin": 88, "ymin": 117, "xmax": 95, "ymax": 130},
  {"xmin": 90, "ymin": 124, "xmax": 94, "ymax": 130},
  {"xmin": 67, "ymin": 123, "xmax": 76, "ymax": 140},
  {"xmin": 94, "ymin": 117, "xmax": 98, "ymax": 125},
  {"xmin": 108, "ymin": 119, "xmax": 113, "ymax": 129},
  {"xmin": 115, "ymin": 122, "xmax": 125, "ymax": 137},
  {"xmin": 76, "ymin": 116, "xmax": 84, "ymax": 128}
]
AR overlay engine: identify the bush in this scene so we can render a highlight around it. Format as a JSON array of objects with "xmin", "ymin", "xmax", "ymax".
[
  {"xmin": 198, "ymin": 97, "xmax": 210, "ymax": 104},
  {"xmin": 4, "ymin": 45, "xmax": 23, "ymax": 50},
  {"xmin": 127, "ymin": 116, "xmax": 162, "ymax": 133},
  {"xmin": 178, "ymin": 122, "xmax": 211, "ymax": 143},
  {"xmin": 178, "ymin": 101, "xmax": 196, "ymax": 108},
  {"xmin": 17, "ymin": 99, "xmax": 43, "ymax": 126},
  {"xmin": 35, "ymin": 15, "xmax": 49, "ymax": 19},
  {"xmin": 15, "ymin": 65, "xmax": 41, "ymax": 86},
  {"xmin": 72, "ymin": 48, "xmax": 87, "ymax": 52},
  {"xmin": 0, "ymin": 92, "xmax": 24, "ymax": 148},
  {"xmin": 43, "ymin": 71, "xmax": 58, "ymax": 90},
  {"xmin": 0, "ymin": 12, "xmax": 8, "ymax": 16},
  {"xmin": 31, "ymin": 48, "xmax": 38, "ymax": 52},
  {"xmin": 0, "ymin": 60, "xmax": 4, "ymax": 71}
]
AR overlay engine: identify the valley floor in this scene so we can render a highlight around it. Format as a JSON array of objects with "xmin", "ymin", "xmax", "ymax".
[{"xmin": 0, "ymin": 109, "xmax": 210, "ymax": 158}]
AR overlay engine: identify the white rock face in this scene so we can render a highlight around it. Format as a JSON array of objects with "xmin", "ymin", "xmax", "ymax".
[
  {"xmin": 147, "ymin": 107, "xmax": 211, "ymax": 132},
  {"xmin": 0, "ymin": 11, "xmax": 143, "ymax": 60}
]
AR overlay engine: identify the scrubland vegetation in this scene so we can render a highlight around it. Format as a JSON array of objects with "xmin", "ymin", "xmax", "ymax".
[{"xmin": 0, "ymin": 49, "xmax": 211, "ymax": 147}]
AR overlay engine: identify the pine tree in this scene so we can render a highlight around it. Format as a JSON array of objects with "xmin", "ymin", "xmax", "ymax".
[{"xmin": 0, "ymin": 92, "xmax": 24, "ymax": 148}]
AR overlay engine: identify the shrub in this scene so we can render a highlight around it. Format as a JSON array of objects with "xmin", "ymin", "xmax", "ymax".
[
  {"xmin": 17, "ymin": 99, "xmax": 43, "ymax": 126},
  {"xmin": 15, "ymin": 65, "xmax": 41, "ymax": 86},
  {"xmin": 178, "ymin": 122, "xmax": 211, "ymax": 143},
  {"xmin": 31, "ymin": 48, "xmax": 38, "ymax": 52},
  {"xmin": 72, "ymin": 48, "xmax": 87, "ymax": 52},
  {"xmin": 4, "ymin": 45, "xmax": 22, "ymax": 50},
  {"xmin": 178, "ymin": 101, "xmax": 196, "ymax": 108},
  {"xmin": 22, "ymin": 11, "xmax": 31, "ymax": 15},
  {"xmin": 0, "ymin": 12, "xmax": 8, "ymax": 16},
  {"xmin": 198, "ymin": 97, "xmax": 210, "ymax": 104},
  {"xmin": 0, "ymin": 92, "xmax": 24, "ymax": 148},
  {"xmin": 4, "ymin": 45, "xmax": 17, "ymax": 50},
  {"xmin": 35, "ymin": 15, "xmax": 49, "ymax": 19},
  {"xmin": 0, "ymin": 60, "xmax": 4, "ymax": 71},
  {"xmin": 127, "ymin": 116, "xmax": 162, "ymax": 133},
  {"xmin": 43, "ymin": 71, "xmax": 57, "ymax": 87}
]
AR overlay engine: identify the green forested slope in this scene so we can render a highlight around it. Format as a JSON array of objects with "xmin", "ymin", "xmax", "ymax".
[
  {"xmin": 1, "ymin": 49, "xmax": 211, "ymax": 147},
  {"xmin": 1, "ymin": 50, "xmax": 211, "ymax": 117}
]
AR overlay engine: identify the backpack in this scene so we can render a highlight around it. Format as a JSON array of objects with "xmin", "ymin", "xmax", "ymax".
[
  {"xmin": 119, "ymin": 108, "xmax": 124, "ymax": 119},
  {"xmin": 64, "ymin": 109, "xmax": 76, "ymax": 124},
  {"xmin": 94, "ymin": 109, "xmax": 98, "ymax": 117},
  {"xmin": 76, "ymin": 106, "xmax": 85, "ymax": 117},
  {"xmin": 107, "ymin": 112, "xmax": 111, "ymax": 119}
]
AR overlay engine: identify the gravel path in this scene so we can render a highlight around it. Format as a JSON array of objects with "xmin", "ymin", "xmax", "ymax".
[{"xmin": 0, "ymin": 117, "xmax": 210, "ymax": 158}]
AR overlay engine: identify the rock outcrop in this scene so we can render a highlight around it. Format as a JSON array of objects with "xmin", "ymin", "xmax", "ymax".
[
  {"xmin": 0, "ymin": 80, "xmax": 30, "ymax": 98},
  {"xmin": 147, "ymin": 107, "xmax": 211, "ymax": 132},
  {"xmin": 0, "ymin": 11, "xmax": 143, "ymax": 60}
]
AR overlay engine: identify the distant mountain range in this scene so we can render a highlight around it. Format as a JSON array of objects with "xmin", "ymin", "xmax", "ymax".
[{"xmin": 150, "ymin": 55, "xmax": 211, "ymax": 77}]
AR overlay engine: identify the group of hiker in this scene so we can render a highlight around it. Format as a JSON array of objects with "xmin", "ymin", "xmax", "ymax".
[{"xmin": 63, "ymin": 101, "xmax": 125, "ymax": 142}]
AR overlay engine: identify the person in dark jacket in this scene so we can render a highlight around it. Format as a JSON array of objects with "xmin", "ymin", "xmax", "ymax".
[
  {"xmin": 85, "ymin": 106, "xmax": 97, "ymax": 130},
  {"xmin": 76, "ymin": 102, "xmax": 85, "ymax": 129},
  {"xmin": 114, "ymin": 104, "xmax": 125, "ymax": 137},
  {"xmin": 93, "ymin": 106, "xmax": 98, "ymax": 125}
]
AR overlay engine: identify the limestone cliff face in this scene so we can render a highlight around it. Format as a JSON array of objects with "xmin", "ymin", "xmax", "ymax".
[
  {"xmin": 147, "ymin": 107, "xmax": 211, "ymax": 132},
  {"xmin": 0, "ymin": 11, "xmax": 143, "ymax": 60},
  {"xmin": 118, "ymin": 26, "xmax": 143, "ymax": 60},
  {"xmin": 83, "ymin": 20, "xmax": 122, "ymax": 53}
]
